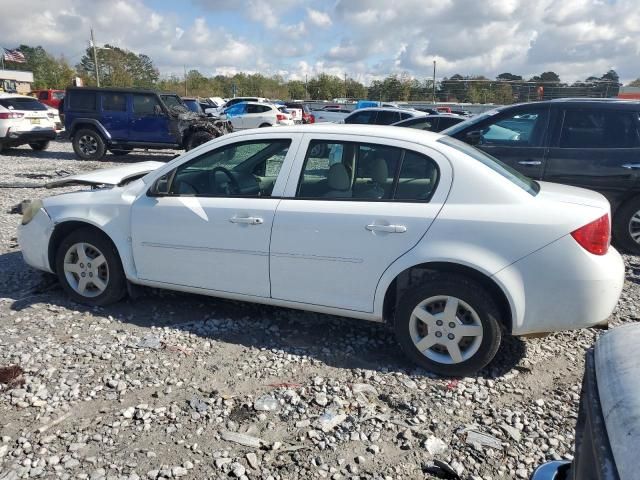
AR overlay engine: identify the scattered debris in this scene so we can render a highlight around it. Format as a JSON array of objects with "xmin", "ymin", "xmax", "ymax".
[
  {"xmin": 466, "ymin": 430, "xmax": 503, "ymax": 450},
  {"xmin": 189, "ymin": 395, "xmax": 208, "ymax": 413},
  {"xmin": 137, "ymin": 334, "xmax": 162, "ymax": 349},
  {"xmin": 317, "ymin": 412, "xmax": 347, "ymax": 432},
  {"xmin": 253, "ymin": 395, "xmax": 279, "ymax": 412},
  {"xmin": 424, "ymin": 459, "xmax": 461, "ymax": 480},
  {"xmin": 220, "ymin": 431, "xmax": 265, "ymax": 448},
  {"xmin": 425, "ymin": 435, "xmax": 447, "ymax": 455}
]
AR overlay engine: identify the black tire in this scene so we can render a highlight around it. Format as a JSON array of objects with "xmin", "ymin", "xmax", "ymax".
[
  {"xmin": 72, "ymin": 128, "xmax": 106, "ymax": 160},
  {"xmin": 613, "ymin": 197, "xmax": 640, "ymax": 254},
  {"xmin": 185, "ymin": 130, "xmax": 214, "ymax": 151},
  {"xmin": 259, "ymin": 123, "xmax": 271, "ymax": 128},
  {"xmin": 0, "ymin": 142, "xmax": 4, "ymax": 154},
  {"xmin": 109, "ymin": 148, "xmax": 132, "ymax": 156},
  {"xmin": 394, "ymin": 274, "xmax": 502, "ymax": 377},
  {"xmin": 29, "ymin": 141, "xmax": 49, "ymax": 151},
  {"xmin": 55, "ymin": 228, "xmax": 127, "ymax": 306}
]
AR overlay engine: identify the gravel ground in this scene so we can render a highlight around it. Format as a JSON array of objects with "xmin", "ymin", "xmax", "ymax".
[{"xmin": 1, "ymin": 141, "xmax": 639, "ymax": 480}]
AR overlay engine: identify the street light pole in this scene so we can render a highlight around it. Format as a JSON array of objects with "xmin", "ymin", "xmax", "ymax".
[{"xmin": 91, "ymin": 28, "xmax": 100, "ymax": 87}]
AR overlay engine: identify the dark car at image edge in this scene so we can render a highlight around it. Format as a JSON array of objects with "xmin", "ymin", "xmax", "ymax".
[{"xmin": 443, "ymin": 98, "xmax": 640, "ymax": 253}]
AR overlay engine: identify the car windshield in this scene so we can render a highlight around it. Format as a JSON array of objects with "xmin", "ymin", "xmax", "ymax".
[
  {"xmin": 440, "ymin": 107, "xmax": 504, "ymax": 135},
  {"xmin": 183, "ymin": 100, "xmax": 200, "ymax": 113},
  {"xmin": 0, "ymin": 97, "xmax": 48, "ymax": 111},
  {"xmin": 53, "ymin": 92, "xmax": 65, "ymax": 100},
  {"xmin": 437, "ymin": 136, "xmax": 540, "ymax": 196},
  {"xmin": 160, "ymin": 95, "xmax": 184, "ymax": 109}
]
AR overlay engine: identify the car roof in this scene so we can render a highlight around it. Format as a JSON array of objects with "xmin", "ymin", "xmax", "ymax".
[
  {"xmin": 349, "ymin": 107, "xmax": 426, "ymax": 115},
  {"xmin": 66, "ymin": 86, "xmax": 159, "ymax": 95},
  {"xmin": 235, "ymin": 123, "xmax": 444, "ymax": 144},
  {"xmin": 392, "ymin": 114, "xmax": 464, "ymax": 126}
]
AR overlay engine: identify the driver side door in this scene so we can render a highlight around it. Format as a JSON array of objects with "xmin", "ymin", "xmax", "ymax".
[{"xmin": 130, "ymin": 135, "xmax": 300, "ymax": 297}]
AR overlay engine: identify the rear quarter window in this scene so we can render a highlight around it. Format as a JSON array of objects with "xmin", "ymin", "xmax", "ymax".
[{"xmin": 68, "ymin": 91, "xmax": 97, "ymax": 112}]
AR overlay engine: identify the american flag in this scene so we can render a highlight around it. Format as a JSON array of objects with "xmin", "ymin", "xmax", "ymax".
[{"xmin": 3, "ymin": 48, "xmax": 26, "ymax": 63}]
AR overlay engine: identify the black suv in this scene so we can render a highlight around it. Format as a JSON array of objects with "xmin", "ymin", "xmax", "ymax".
[
  {"xmin": 444, "ymin": 99, "xmax": 640, "ymax": 253},
  {"xmin": 63, "ymin": 87, "xmax": 232, "ymax": 161}
]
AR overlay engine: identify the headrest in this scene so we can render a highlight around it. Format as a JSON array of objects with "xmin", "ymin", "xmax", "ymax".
[{"xmin": 327, "ymin": 163, "xmax": 351, "ymax": 191}]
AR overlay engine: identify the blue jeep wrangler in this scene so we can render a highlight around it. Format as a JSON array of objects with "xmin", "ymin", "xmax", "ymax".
[{"xmin": 63, "ymin": 87, "xmax": 232, "ymax": 161}]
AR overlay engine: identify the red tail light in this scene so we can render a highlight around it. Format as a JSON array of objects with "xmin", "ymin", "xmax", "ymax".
[
  {"xmin": 308, "ymin": 114, "xmax": 315, "ymax": 124},
  {"xmin": 571, "ymin": 214, "xmax": 610, "ymax": 255},
  {"xmin": 0, "ymin": 112, "xmax": 24, "ymax": 119},
  {"xmin": 276, "ymin": 114, "xmax": 286, "ymax": 121}
]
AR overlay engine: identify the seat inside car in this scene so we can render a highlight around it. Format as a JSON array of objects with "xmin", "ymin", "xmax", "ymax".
[
  {"xmin": 354, "ymin": 157, "xmax": 388, "ymax": 199},
  {"xmin": 323, "ymin": 163, "xmax": 352, "ymax": 198}
]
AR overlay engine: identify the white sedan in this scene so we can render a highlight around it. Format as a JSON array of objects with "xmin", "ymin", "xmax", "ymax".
[
  {"xmin": 18, "ymin": 124, "xmax": 624, "ymax": 376},
  {"xmin": 221, "ymin": 101, "xmax": 294, "ymax": 130}
]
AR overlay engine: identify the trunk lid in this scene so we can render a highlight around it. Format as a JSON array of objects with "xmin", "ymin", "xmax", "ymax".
[
  {"xmin": 46, "ymin": 161, "xmax": 164, "ymax": 188},
  {"xmin": 536, "ymin": 181, "xmax": 610, "ymax": 211}
]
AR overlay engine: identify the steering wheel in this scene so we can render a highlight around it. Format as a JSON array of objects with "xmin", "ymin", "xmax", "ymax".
[{"xmin": 210, "ymin": 166, "xmax": 240, "ymax": 195}]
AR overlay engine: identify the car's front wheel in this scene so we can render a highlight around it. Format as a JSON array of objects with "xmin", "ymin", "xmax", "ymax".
[
  {"xmin": 613, "ymin": 197, "xmax": 640, "ymax": 254},
  {"xmin": 394, "ymin": 274, "xmax": 502, "ymax": 377},
  {"xmin": 72, "ymin": 129, "xmax": 106, "ymax": 160},
  {"xmin": 29, "ymin": 141, "xmax": 49, "ymax": 151},
  {"xmin": 55, "ymin": 228, "xmax": 127, "ymax": 306}
]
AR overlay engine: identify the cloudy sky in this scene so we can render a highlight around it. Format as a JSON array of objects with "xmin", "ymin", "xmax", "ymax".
[{"xmin": 1, "ymin": 0, "xmax": 639, "ymax": 84}]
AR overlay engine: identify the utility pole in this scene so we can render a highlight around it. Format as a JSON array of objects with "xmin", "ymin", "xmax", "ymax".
[
  {"xmin": 183, "ymin": 65, "xmax": 187, "ymax": 96},
  {"xmin": 305, "ymin": 74, "xmax": 308, "ymax": 100},
  {"xmin": 432, "ymin": 60, "xmax": 436, "ymax": 104},
  {"xmin": 91, "ymin": 28, "xmax": 100, "ymax": 87},
  {"xmin": 344, "ymin": 72, "xmax": 347, "ymax": 98}
]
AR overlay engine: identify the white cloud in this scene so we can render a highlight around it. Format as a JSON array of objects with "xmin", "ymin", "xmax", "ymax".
[
  {"xmin": 307, "ymin": 8, "xmax": 332, "ymax": 28},
  {"xmin": 0, "ymin": 0, "xmax": 638, "ymax": 85}
]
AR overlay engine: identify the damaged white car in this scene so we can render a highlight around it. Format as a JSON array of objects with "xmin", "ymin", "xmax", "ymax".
[{"xmin": 18, "ymin": 124, "xmax": 624, "ymax": 376}]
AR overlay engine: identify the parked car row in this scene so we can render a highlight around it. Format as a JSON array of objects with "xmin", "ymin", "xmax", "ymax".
[{"xmin": 0, "ymin": 93, "xmax": 58, "ymax": 152}]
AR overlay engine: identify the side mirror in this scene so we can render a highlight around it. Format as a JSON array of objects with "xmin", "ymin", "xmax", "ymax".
[
  {"xmin": 465, "ymin": 130, "xmax": 483, "ymax": 146},
  {"xmin": 149, "ymin": 173, "xmax": 172, "ymax": 196}
]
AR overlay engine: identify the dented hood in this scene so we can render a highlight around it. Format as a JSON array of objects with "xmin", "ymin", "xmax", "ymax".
[{"xmin": 46, "ymin": 161, "xmax": 165, "ymax": 188}]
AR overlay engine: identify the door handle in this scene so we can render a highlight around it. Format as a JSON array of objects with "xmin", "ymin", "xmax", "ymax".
[
  {"xmin": 230, "ymin": 216, "xmax": 264, "ymax": 225},
  {"xmin": 518, "ymin": 160, "xmax": 542, "ymax": 166},
  {"xmin": 366, "ymin": 224, "xmax": 407, "ymax": 233},
  {"xmin": 622, "ymin": 163, "xmax": 640, "ymax": 170}
]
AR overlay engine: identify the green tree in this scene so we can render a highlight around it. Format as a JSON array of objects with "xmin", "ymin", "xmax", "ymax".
[
  {"xmin": 628, "ymin": 78, "xmax": 640, "ymax": 87},
  {"xmin": 3, "ymin": 45, "xmax": 75, "ymax": 89},
  {"xmin": 496, "ymin": 72, "xmax": 522, "ymax": 81},
  {"xmin": 77, "ymin": 44, "xmax": 159, "ymax": 88},
  {"xmin": 287, "ymin": 80, "xmax": 307, "ymax": 100}
]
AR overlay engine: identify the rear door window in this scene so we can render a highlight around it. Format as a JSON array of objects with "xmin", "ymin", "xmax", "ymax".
[
  {"xmin": 345, "ymin": 110, "xmax": 376, "ymax": 124},
  {"xmin": 374, "ymin": 110, "xmax": 401, "ymax": 125},
  {"xmin": 559, "ymin": 109, "xmax": 640, "ymax": 148},
  {"xmin": 68, "ymin": 91, "xmax": 97, "ymax": 111},
  {"xmin": 102, "ymin": 93, "xmax": 127, "ymax": 112}
]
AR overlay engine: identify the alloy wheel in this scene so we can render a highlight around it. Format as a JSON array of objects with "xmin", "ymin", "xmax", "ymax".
[
  {"xmin": 63, "ymin": 242, "xmax": 109, "ymax": 298},
  {"xmin": 409, "ymin": 295, "xmax": 483, "ymax": 365},
  {"xmin": 78, "ymin": 135, "xmax": 98, "ymax": 156},
  {"xmin": 629, "ymin": 209, "xmax": 640, "ymax": 245}
]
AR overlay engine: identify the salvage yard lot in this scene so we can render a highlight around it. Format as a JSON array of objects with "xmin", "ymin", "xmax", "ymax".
[{"xmin": 1, "ymin": 141, "xmax": 639, "ymax": 480}]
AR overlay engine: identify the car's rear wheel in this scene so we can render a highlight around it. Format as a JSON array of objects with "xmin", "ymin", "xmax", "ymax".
[
  {"xmin": 186, "ymin": 130, "xmax": 214, "ymax": 151},
  {"xmin": 613, "ymin": 198, "xmax": 640, "ymax": 254},
  {"xmin": 394, "ymin": 274, "xmax": 502, "ymax": 377},
  {"xmin": 55, "ymin": 228, "xmax": 126, "ymax": 306},
  {"xmin": 29, "ymin": 141, "xmax": 49, "ymax": 151},
  {"xmin": 73, "ymin": 129, "xmax": 106, "ymax": 160}
]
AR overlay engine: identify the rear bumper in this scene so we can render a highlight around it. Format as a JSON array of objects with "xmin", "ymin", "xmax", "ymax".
[
  {"xmin": 494, "ymin": 235, "xmax": 625, "ymax": 335},
  {"xmin": 3, "ymin": 128, "xmax": 57, "ymax": 143}
]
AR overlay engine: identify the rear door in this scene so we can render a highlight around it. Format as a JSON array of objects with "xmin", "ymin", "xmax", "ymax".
[
  {"xmin": 374, "ymin": 110, "xmax": 402, "ymax": 125},
  {"xmin": 455, "ymin": 105, "xmax": 551, "ymax": 179},
  {"xmin": 100, "ymin": 92, "xmax": 129, "ymax": 141},
  {"xmin": 130, "ymin": 93, "xmax": 174, "ymax": 144},
  {"xmin": 269, "ymin": 134, "xmax": 451, "ymax": 312},
  {"xmin": 544, "ymin": 107, "xmax": 640, "ymax": 205},
  {"xmin": 244, "ymin": 104, "xmax": 273, "ymax": 128}
]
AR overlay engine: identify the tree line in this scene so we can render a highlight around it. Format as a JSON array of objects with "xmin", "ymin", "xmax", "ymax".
[{"xmin": 3, "ymin": 43, "xmax": 639, "ymax": 103}]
